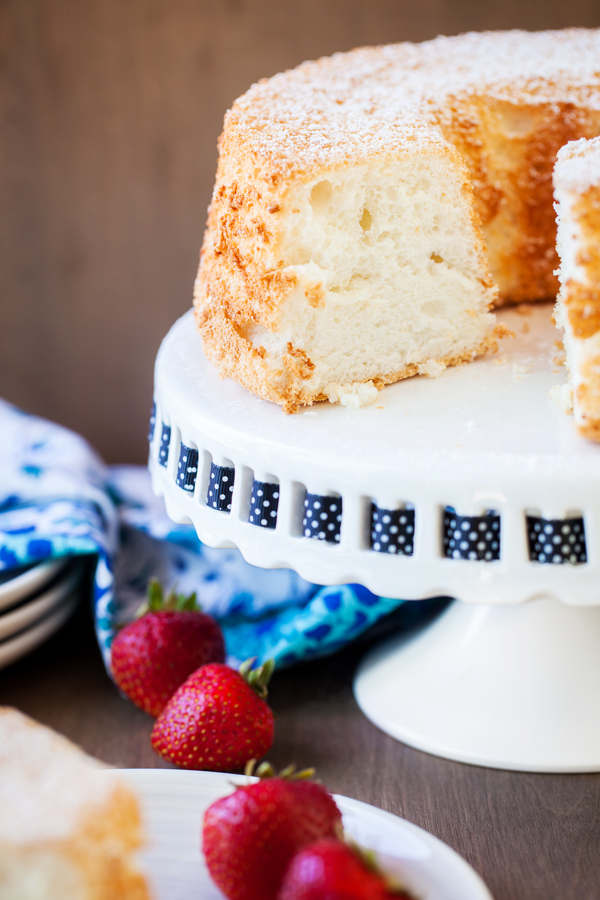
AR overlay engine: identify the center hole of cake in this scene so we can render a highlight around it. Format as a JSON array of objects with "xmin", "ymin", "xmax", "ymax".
[{"xmin": 360, "ymin": 208, "xmax": 373, "ymax": 232}]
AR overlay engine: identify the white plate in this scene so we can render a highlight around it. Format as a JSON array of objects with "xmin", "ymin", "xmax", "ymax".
[
  {"xmin": 118, "ymin": 769, "xmax": 493, "ymax": 900},
  {"xmin": 0, "ymin": 563, "xmax": 82, "ymax": 641},
  {"xmin": 0, "ymin": 590, "xmax": 79, "ymax": 671},
  {"xmin": 0, "ymin": 558, "xmax": 68, "ymax": 613}
]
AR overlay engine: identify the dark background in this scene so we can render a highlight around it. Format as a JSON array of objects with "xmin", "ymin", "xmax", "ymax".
[{"xmin": 2, "ymin": 0, "xmax": 600, "ymax": 463}]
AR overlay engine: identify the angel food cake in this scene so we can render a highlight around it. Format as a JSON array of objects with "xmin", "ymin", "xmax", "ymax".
[
  {"xmin": 0, "ymin": 708, "xmax": 149, "ymax": 900},
  {"xmin": 194, "ymin": 28, "xmax": 600, "ymax": 413},
  {"xmin": 554, "ymin": 137, "xmax": 600, "ymax": 439}
]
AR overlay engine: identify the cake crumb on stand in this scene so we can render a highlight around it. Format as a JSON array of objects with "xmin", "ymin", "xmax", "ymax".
[
  {"xmin": 548, "ymin": 382, "xmax": 574, "ymax": 414},
  {"xmin": 417, "ymin": 359, "xmax": 447, "ymax": 378},
  {"xmin": 325, "ymin": 381, "xmax": 379, "ymax": 409}
]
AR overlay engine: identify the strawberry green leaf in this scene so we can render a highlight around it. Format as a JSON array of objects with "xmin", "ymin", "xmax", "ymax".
[
  {"xmin": 135, "ymin": 579, "xmax": 202, "ymax": 618},
  {"xmin": 244, "ymin": 760, "xmax": 317, "ymax": 782},
  {"xmin": 147, "ymin": 577, "xmax": 164, "ymax": 610},
  {"xmin": 239, "ymin": 657, "xmax": 275, "ymax": 699}
]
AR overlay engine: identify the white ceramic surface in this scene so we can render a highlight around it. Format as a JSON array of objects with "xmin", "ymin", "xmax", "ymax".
[
  {"xmin": 0, "ymin": 590, "xmax": 79, "ymax": 671},
  {"xmin": 151, "ymin": 305, "xmax": 600, "ymax": 771},
  {"xmin": 150, "ymin": 304, "xmax": 600, "ymax": 606},
  {"xmin": 118, "ymin": 769, "xmax": 493, "ymax": 900},
  {"xmin": 0, "ymin": 563, "xmax": 82, "ymax": 642},
  {"xmin": 0, "ymin": 559, "xmax": 67, "ymax": 613},
  {"xmin": 355, "ymin": 597, "xmax": 600, "ymax": 772}
]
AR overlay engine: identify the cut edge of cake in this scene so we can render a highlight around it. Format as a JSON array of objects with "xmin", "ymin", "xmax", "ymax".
[
  {"xmin": 554, "ymin": 136, "xmax": 600, "ymax": 441},
  {"xmin": 195, "ymin": 140, "xmax": 503, "ymax": 413},
  {"xmin": 193, "ymin": 28, "xmax": 600, "ymax": 414}
]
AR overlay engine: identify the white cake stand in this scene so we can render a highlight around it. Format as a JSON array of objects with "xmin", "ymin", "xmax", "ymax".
[{"xmin": 150, "ymin": 305, "xmax": 600, "ymax": 772}]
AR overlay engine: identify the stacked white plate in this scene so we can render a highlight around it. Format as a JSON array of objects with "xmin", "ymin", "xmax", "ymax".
[{"xmin": 0, "ymin": 558, "xmax": 83, "ymax": 671}]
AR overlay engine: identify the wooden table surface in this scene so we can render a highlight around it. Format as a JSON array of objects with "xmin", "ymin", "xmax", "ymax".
[{"xmin": 1, "ymin": 596, "xmax": 599, "ymax": 900}]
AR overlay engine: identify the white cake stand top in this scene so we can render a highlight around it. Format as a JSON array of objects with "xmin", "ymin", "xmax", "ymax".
[{"xmin": 149, "ymin": 305, "xmax": 600, "ymax": 605}]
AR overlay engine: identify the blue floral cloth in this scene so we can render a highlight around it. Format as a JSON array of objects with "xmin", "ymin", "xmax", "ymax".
[{"xmin": 0, "ymin": 399, "xmax": 436, "ymax": 670}]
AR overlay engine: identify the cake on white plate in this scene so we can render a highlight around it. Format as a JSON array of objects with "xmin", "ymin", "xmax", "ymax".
[
  {"xmin": 0, "ymin": 707, "xmax": 150, "ymax": 900},
  {"xmin": 553, "ymin": 136, "xmax": 600, "ymax": 440},
  {"xmin": 194, "ymin": 28, "xmax": 600, "ymax": 413}
]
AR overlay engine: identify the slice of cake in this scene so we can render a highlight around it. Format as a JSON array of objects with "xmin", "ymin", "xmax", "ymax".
[
  {"xmin": 554, "ymin": 137, "xmax": 600, "ymax": 440},
  {"xmin": 197, "ymin": 138, "xmax": 500, "ymax": 413},
  {"xmin": 0, "ymin": 707, "xmax": 150, "ymax": 900},
  {"xmin": 194, "ymin": 29, "xmax": 600, "ymax": 412}
]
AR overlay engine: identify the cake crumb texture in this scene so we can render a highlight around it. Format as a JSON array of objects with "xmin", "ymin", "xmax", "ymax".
[
  {"xmin": 0, "ymin": 708, "xmax": 149, "ymax": 900},
  {"xmin": 195, "ymin": 28, "xmax": 600, "ymax": 412},
  {"xmin": 325, "ymin": 380, "xmax": 379, "ymax": 408},
  {"xmin": 417, "ymin": 360, "xmax": 447, "ymax": 378},
  {"xmin": 554, "ymin": 136, "xmax": 600, "ymax": 440},
  {"xmin": 548, "ymin": 382, "xmax": 574, "ymax": 414}
]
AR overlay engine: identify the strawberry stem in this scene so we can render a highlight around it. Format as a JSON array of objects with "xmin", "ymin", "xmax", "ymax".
[
  {"xmin": 289, "ymin": 767, "xmax": 316, "ymax": 781},
  {"xmin": 244, "ymin": 759, "xmax": 258, "ymax": 777},
  {"xmin": 135, "ymin": 578, "xmax": 201, "ymax": 618},
  {"xmin": 244, "ymin": 760, "xmax": 317, "ymax": 782},
  {"xmin": 146, "ymin": 577, "xmax": 164, "ymax": 611},
  {"xmin": 239, "ymin": 657, "xmax": 275, "ymax": 699}
]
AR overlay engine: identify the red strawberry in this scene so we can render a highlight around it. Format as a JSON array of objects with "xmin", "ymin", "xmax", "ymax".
[
  {"xmin": 151, "ymin": 658, "xmax": 275, "ymax": 771},
  {"xmin": 278, "ymin": 838, "xmax": 413, "ymax": 900},
  {"xmin": 111, "ymin": 578, "xmax": 225, "ymax": 717},
  {"xmin": 203, "ymin": 765, "xmax": 343, "ymax": 900}
]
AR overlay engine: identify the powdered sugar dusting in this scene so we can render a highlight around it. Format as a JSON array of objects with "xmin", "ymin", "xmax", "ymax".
[
  {"xmin": 554, "ymin": 136, "xmax": 600, "ymax": 194},
  {"xmin": 0, "ymin": 708, "xmax": 117, "ymax": 844},
  {"xmin": 225, "ymin": 29, "xmax": 600, "ymax": 178}
]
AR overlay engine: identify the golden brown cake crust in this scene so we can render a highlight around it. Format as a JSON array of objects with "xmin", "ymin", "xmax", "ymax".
[
  {"xmin": 554, "ymin": 140, "xmax": 600, "ymax": 441},
  {"xmin": 567, "ymin": 187, "xmax": 600, "ymax": 438},
  {"xmin": 195, "ymin": 28, "xmax": 600, "ymax": 411},
  {"xmin": 197, "ymin": 300, "xmax": 506, "ymax": 413},
  {"xmin": 440, "ymin": 98, "xmax": 600, "ymax": 303},
  {"xmin": 0, "ymin": 707, "xmax": 150, "ymax": 900},
  {"xmin": 67, "ymin": 783, "xmax": 149, "ymax": 900}
]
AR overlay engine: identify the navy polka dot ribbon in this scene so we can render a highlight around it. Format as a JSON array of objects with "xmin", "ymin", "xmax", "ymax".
[
  {"xmin": 303, "ymin": 493, "xmax": 342, "ymax": 543},
  {"xmin": 526, "ymin": 515, "xmax": 587, "ymax": 564},
  {"xmin": 443, "ymin": 507, "xmax": 500, "ymax": 561},
  {"xmin": 158, "ymin": 424, "xmax": 171, "ymax": 468},
  {"xmin": 249, "ymin": 480, "xmax": 279, "ymax": 529},
  {"xmin": 207, "ymin": 463, "xmax": 234, "ymax": 512},
  {"xmin": 148, "ymin": 401, "xmax": 156, "ymax": 444},
  {"xmin": 370, "ymin": 504, "xmax": 415, "ymax": 555},
  {"xmin": 176, "ymin": 443, "xmax": 199, "ymax": 494}
]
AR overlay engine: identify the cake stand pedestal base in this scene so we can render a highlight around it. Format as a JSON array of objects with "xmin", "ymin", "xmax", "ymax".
[{"xmin": 354, "ymin": 598, "xmax": 600, "ymax": 772}]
